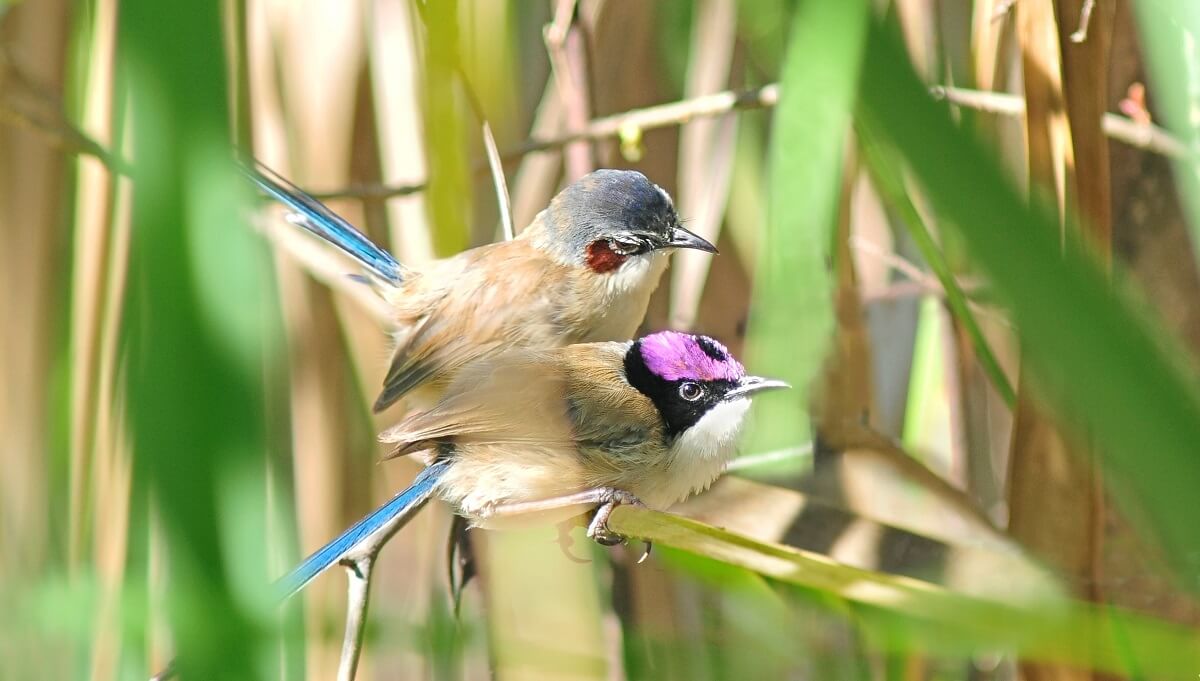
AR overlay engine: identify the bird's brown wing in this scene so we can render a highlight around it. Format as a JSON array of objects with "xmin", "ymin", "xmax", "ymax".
[
  {"xmin": 378, "ymin": 343, "xmax": 661, "ymax": 470},
  {"xmin": 378, "ymin": 350, "xmax": 577, "ymax": 458},
  {"xmin": 373, "ymin": 240, "xmax": 569, "ymax": 413}
]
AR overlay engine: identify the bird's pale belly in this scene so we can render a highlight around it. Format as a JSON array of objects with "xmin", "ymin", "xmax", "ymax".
[{"xmin": 435, "ymin": 443, "xmax": 594, "ymax": 528}]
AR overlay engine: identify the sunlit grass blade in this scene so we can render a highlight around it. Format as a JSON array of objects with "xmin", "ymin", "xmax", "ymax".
[
  {"xmin": 744, "ymin": 0, "xmax": 870, "ymax": 452},
  {"xmin": 608, "ymin": 506, "xmax": 1200, "ymax": 676}
]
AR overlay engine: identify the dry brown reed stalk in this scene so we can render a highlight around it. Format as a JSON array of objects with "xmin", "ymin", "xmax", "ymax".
[
  {"xmin": 814, "ymin": 146, "xmax": 875, "ymax": 449},
  {"xmin": 0, "ymin": 0, "xmax": 66, "ymax": 589},
  {"xmin": 667, "ymin": 0, "xmax": 738, "ymax": 333},
  {"xmin": 64, "ymin": 0, "xmax": 123, "ymax": 580},
  {"xmin": 509, "ymin": 75, "xmax": 566, "ymax": 231},
  {"xmin": 1008, "ymin": 3, "xmax": 1105, "ymax": 679},
  {"xmin": 961, "ymin": 0, "xmax": 1021, "ymax": 529},
  {"xmin": 69, "ymin": 23, "xmax": 131, "ymax": 681},
  {"xmin": 0, "ymin": 2, "xmax": 70, "ymax": 679},
  {"xmin": 544, "ymin": 0, "xmax": 593, "ymax": 181},
  {"xmin": 86, "ymin": 129, "xmax": 133, "ymax": 681}
]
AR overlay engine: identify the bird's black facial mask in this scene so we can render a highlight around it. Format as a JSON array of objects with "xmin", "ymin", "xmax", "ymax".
[{"xmin": 624, "ymin": 333, "xmax": 745, "ymax": 438}]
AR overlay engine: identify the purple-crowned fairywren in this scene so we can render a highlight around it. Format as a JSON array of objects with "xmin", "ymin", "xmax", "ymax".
[{"xmin": 276, "ymin": 330, "xmax": 788, "ymax": 598}]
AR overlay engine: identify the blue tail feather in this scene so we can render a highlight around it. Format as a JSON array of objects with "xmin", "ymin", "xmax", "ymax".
[
  {"xmin": 274, "ymin": 460, "xmax": 449, "ymax": 601},
  {"xmin": 242, "ymin": 160, "xmax": 406, "ymax": 285}
]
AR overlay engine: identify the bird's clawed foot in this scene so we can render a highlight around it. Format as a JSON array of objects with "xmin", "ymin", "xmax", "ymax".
[{"xmin": 586, "ymin": 489, "xmax": 653, "ymax": 563}]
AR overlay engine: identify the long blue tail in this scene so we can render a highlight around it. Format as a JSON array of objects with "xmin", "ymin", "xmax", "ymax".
[
  {"xmin": 242, "ymin": 160, "xmax": 407, "ymax": 286},
  {"xmin": 274, "ymin": 460, "xmax": 449, "ymax": 601}
]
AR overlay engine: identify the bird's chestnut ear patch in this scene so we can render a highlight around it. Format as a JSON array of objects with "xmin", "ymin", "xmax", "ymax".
[{"xmin": 586, "ymin": 239, "xmax": 628, "ymax": 274}]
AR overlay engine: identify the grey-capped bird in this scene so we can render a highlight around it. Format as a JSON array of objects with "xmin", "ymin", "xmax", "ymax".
[
  {"xmin": 276, "ymin": 331, "xmax": 788, "ymax": 598},
  {"xmin": 245, "ymin": 163, "xmax": 718, "ymax": 412}
]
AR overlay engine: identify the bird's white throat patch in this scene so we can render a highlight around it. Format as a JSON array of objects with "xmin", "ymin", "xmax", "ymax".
[
  {"xmin": 679, "ymin": 397, "xmax": 751, "ymax": 460},
  {"xmin": 605, "ymin": 251, "xmax": 668, "ymax": 298},
  {"xmin": 657, "ymin": 397, "xmax": 751, "ymax": 506}
]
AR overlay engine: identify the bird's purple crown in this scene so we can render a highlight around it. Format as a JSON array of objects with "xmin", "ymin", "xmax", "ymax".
[{"xmin": 639, "ymin": 331, "xmax": 744, "ymax": 382}]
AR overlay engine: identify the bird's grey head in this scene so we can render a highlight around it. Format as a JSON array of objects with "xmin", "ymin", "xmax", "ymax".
[
  {"xmin": 624, "ymin": 331, "xmax": 789, "ymax": 439},
  {"xmin": 529, "ymin": 169, "xmax": 717, "ymax": 272}
]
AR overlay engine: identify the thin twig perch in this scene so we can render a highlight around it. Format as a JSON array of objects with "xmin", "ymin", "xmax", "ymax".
[
  {"xmin": 931, "ymin": 85, "xmax": 1188, "ymax": 158},
  {"xmin": 309, "ymin": 84, "xmax": 781, "ymax": 200},
  {"xmin": 337, "ymin": 556, "xmax": 376, "ymax": 681}
]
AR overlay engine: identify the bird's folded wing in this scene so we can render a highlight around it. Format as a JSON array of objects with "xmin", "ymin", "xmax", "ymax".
[
  {"xmin": 373, "ymin": 242, "xmax": 568, "ymax": 413},
  {"xmin": 377, "ymin": 351, "xmax": 578, "ymax": 458},
  {"xmin": 378, "ymin": 343, "xmax": 661, "ymax": 469}
]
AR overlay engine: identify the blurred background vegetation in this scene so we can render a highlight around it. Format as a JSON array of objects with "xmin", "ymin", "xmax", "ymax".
[{"xmin": 2, "ymin": 0, "xmax": 1200, "ymax": 679}]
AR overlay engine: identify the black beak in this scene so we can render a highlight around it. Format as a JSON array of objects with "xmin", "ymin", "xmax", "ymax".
[
  {"xmin": 723, "ymin": 375, "xmax": 791, "ymax": 400},
  {"xmin": 665, "ymin": 225, "xmax": 719, "ymax": 254}
]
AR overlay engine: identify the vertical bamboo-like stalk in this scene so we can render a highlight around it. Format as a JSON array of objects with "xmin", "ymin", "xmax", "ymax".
[
  {"xmin": 370, "ymin": 0, "xmax": 434, "ymax": 266},
  {"xmin": 509, "ymin": 75, "xmax": 565, "ymax": 231},
  {"xmin": 1052, "ymin": 1, "xmax": 1114, "ymax": 601},
  {"xmin": 420, "ymin": 0, "xmax": 471, "ymax": 257},
  {"xmin": 972, "ymin": 0, "xmax": 1010, "ymax": 92},
  {"xmin": 86, "ymin": 118, "xmax": 134, "ymax": 681},
  {"xmin": 960, "ymin": 0, "xmax": 1021, "ymax": 525},
  {"xmin": 1009, "ymin": 1, "xmax": 1108, "ymax": 679},
  {"xmin": 545, "ymin": 0, "xmax": 593, "ymax": 182},
  {"xmin": 814, "ymin": 147, "xmax": 874, "ymax": 445},
  {"xmin": 667, "ymin": 0, "xmax": 737, "ymax": 332},
  {"xmin": 1055, "ymin": 0, "xmax": 1113, "ymax": 258},
  {"xmin": 0, "ymin": 0, "xmax": 70, "ymax": 576},
  {"xmin": 64, "ymin": 18, "xmax": 113, "ymax": 578},
  {"xmin": 68, "ymin": 2, "xmax": 137, "ymax": 677},
  {"xmin": 0, "ymin": 0, "xmax": 70, "ymax": 676}
]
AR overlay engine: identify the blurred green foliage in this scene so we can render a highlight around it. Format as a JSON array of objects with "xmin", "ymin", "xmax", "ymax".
[
  {"xmin": 744, "ymin": 0, "xmax": 868, "ymax": 452},
  {"xmin": 119, "ymin": 0, "xmax": 284, "ymax": 677},
  {"xmin": 859, "ymin": 20, "xmax": 1200, "ymax": 587}
]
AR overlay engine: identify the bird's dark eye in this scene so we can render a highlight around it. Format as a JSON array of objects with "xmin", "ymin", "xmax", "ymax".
[
  {"xmin": 608, "ymin": 236, "xmax": 644, "ymax": 256},
  {"xmin": 678, "ymin": 382, "xmax": 705, "ymax": 402}
]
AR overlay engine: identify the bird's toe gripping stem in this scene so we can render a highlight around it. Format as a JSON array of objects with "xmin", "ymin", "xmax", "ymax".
[{"xmin": 586, "ymin": 489, "xmax": 652, "ymax": 562}]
